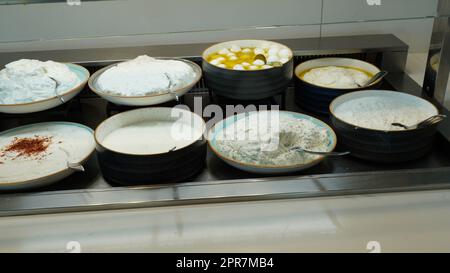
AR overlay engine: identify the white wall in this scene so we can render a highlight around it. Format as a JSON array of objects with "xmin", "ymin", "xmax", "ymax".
[{"xmin": 0, "ymin": 0, "xmax": 437, "ymax": 53}]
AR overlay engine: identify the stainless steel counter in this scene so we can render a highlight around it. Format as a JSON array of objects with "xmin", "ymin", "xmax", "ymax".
[{"xmin": 1, "ymin": 35, "xmax": 450, "ymax": 217}]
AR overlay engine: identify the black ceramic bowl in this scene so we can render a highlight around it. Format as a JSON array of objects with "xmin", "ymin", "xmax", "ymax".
[
  {"xmin": 94, "ymin": 107, "xmax": 206, "ymax": 185},
  {"xmin": 294, "ymin": 58, "xmax": 382, "ymax": 115},
  {"xmin": 202, "ymin": 40, "xmax": 294, "ymax": 100},
  {"xmin": 329, "ymin": 90, "xmax": 440, "ymax": 163}
]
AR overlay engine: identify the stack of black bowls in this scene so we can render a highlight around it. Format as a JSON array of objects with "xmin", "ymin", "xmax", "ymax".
[{"xmin": 95, "ymin": 107, "xmax": 206, "ymax": 185}]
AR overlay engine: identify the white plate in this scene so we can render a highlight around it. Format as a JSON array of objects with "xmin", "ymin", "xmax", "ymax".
[
  {"xmin": 0, "ymin": 122, "xmax": 95, "ymax": 191},
  {"xmin": 88, "ymin": 58, "xmax": 202, "ymax": 106},
  {"xmin": 208, "ymin": 111, "xmax": 337, "ymax": 174},
  {"xmin": 0, "ymin": 63, "xmax": 90, "ymax": 114}
]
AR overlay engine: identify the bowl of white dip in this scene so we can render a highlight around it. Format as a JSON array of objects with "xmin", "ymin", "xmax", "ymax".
[
  {"xmin": 294, "ymin": 58, "xmax": 382, "ymax": 114},
  {"xmin": 207, "ymin": 110, "xmax": 337, "ymax": 174},
  {"xmin": 330, "ymin": 90, "xmax": 440, "ymax": 163},
  {"xmin": 0, "ymin": 59, "xmax": 89, "ymax": 114},
  {"xmin": 88, "ymin": 56, "xmax": 202, "ymax": 106},
  {"xmin": 94, "ymin": 107, "xmax": 206, "ymax": 185}
]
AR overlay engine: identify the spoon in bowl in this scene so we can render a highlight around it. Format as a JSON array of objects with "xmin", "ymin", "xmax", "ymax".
[
  {"xmin": 357, "ymin": 71, "xmax": 388, "ymax": 88},
  {"xmin": 164, "ymin": 73, "xmax": 179, "ymax": 102},
  {"xmin": 49, "ymin": 76, "xmax": 65, "ymax": 103},
  {"xmin": 391, "ymin": 114, "xmax": 447, "ymax": 130},
  {"xmin": 254, "ymin": 54, "xmax": 283, "ymax": 67},
  {"xmin": 290, "ymin": 147, "xmax": 350, "ymax": 156}
]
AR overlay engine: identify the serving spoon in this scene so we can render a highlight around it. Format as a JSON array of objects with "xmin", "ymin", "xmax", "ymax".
[
  {"xmin": 290, "ymin": 147, "xmax": 350, "ymax": 156},
  {"xmin": 164, "ymin": 73, "xmax": 179, "ymax": 102},
  {"xmin": 391, "ymin": 114, "xmax": 447, "ymax": 130},
  {"xmin": 356, "ymin": 71, "xmax": 388, "ymax": 88},
  {"xmin": 49, "ymin": 76, "xmax": 66, "ymax": 103},
  {"xmin": 254, "ymin": 54, "xmax": 283, "ymax": 67}
]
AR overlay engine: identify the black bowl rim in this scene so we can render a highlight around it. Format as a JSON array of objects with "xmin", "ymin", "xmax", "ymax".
[
  {"xmin": 329, "ymin": 90, "xmax": 440, "ymax": 134},
  {"xmin": 294, "ymin": 57, "xmax": 382, "ymax": 90},
  {"xmin": 94, "ymin": 107, "xmax": 206, "ymax": 156}
]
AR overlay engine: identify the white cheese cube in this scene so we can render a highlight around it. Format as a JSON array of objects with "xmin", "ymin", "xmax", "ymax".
[
  {"xmin": 230, "ymin": 45, "xmax": 241, "ymax": 53},
  {"xmin": 280, "ymin": 57, "xmax": 290, "ymax": 64},
  {"xmin": 219, "ymin": 48, "xmax": 230, "ymax": 55},
  {"xmin": 254, "ymin": 48, "xmax": 265, "ymax": 55},
  {"xmin": 279, "ymin": 48, "xmax": 291, "ymax": 58},
  {"xmin": 253, "ymin": 59, "xmax": 265, "ymax": 66}
]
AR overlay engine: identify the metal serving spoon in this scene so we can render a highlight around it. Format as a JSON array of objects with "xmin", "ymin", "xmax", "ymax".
[
  {"xmin": 49, "ymin": 76, "xmax": 65, "ymax": 103},
  {"xmin": 391, "ymin": 114, "xmax": 447, "ymax": 130},
  {"xmin": 67, "ymin": 162, "xmax": 85, "ymax": 172},
  {"xmin": 164, "ymin": 73, "xmax": 179, "ymax": 102},
  {"xmin": 290, "ymin": 147, "xmax": 350, "ymax": 156},
  {"xmin": 357, "ymin": 71, "xmax": 388, "ymax": 88},
  {"xmin": 254, "ymin": 54, "xmax": 283, "ymax": 67}
]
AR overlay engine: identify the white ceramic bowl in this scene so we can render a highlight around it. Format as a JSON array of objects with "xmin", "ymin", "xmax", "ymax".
[
  {"xmin": 0, "ymin": 63, "xmax": 90, "ymax": 114},
  {"xmin": 0, "ymin": 122, "xmax": 95, "ymax": 191},
  {"xmin": 88, "ymin": 58, "xmax": 202, "ymax": 106},
  {"xmin": 208, "ymin": 111, "xmax": 337, "ymax": 174}
]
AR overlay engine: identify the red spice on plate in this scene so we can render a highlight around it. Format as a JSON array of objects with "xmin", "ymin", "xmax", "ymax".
[{"xmin": 2, "ymin": 136, "xmax": 53, "ymax": 158}]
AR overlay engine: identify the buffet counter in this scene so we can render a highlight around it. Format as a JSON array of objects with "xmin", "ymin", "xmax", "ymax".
[{"xmin": 1, "ymin": 34, "xmax": 450, "ymax": 218}]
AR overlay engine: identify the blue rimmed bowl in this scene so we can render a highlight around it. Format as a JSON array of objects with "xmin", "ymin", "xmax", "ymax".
[
  {"xmin": 0, "ymin": 63, "xmax": 90, "ymax": 114},
  {"xmin": 207, "ymin": 110, "xmax": 337, "ymax": 174}
]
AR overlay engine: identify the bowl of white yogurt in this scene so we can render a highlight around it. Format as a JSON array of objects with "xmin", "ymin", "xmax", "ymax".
[
  {"xmin": 94, "ymin": 107, "xmax": 206, "ymax": 185},
  {"xmin": 0, "ymin": 59, "xmax": 90, "ymax": 114},
  {"xmin": 207, "ymin": 110, "xmax": 337, "ymax": 174},
  {"xmin": 294, "ymin": 58, "xmax": 382, "ymax": 114},
  {"xmin": 329, "ymin": 90, "xmax": 440, "ymax": 163},
  {"xmin": 88, "ymin": 55, "xmax": 202, "ymax": 106}
]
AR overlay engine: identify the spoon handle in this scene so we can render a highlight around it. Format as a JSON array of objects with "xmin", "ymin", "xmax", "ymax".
[
  {"xmin": 364, "ymin": 71, "xmax": 388, "ymax": 87},
  {"xmin": 292, "ymin": 148, "xmax": 350, "ymax": 156},
  {"xmin": 418, "ymin": 114, "xmax": 446, "ymax": 128},
  {"xmin": 67, "ymin": 162, "xmax": 85, "ymax": 172},
  {"xmin": 391, "ymin": 122, "xmax": 409, "ymax": 129},
  {"xmin": 392, "ymin": 114, "xmax": 447, "ymax": 130}
]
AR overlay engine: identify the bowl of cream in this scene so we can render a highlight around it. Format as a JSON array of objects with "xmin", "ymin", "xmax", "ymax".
[
  {"xmin": 0, "ymin": 59, "xmax": 89, "ymax": 114},
  {"xmin": 329, "ymin": 90, "xmax": 440, "ymax": 163},
  {"xmin": 207, "ymin": 110, "xmax": 337, "ymax": 174},
  {"xmin": 294, "ymin": 58, "xmax": 382, "ymax": 114},
  {"xmin": 94, "ymin": 107, "xmax": 206, "ymax": 185}
]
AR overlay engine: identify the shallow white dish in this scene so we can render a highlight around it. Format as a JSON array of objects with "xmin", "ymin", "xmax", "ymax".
[
  {"xmin": 0, "ymin": 63, "xmax": 90, "ymax": 114},
  {"xmin": 88, "ymin": 58, "xmax": 202, "ymax": 106},
  {"xmin": 0, "ymin": 122, "xmax": 95, "ymax": 191},
  {"xmin": 208, "ymin": 111, "xmax": 337, "ymax": 174}
]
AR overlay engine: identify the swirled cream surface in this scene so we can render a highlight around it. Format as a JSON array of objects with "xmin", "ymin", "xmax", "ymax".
[{"xmin": 300, "ymin": 66, "xmax": 372, "ymax": 89}]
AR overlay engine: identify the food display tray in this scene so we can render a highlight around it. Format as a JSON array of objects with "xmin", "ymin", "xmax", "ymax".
[{"xmin": 1, "ymin": 34, "xmax": 450, "ymax": 216}]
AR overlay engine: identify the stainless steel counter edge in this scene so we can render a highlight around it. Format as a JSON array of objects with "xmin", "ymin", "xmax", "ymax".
[
  {"xmin": 1, "ymin": 167, "xmax": 450, "ymax": 217},
  {"xmin": 0, "ymin": 34, "xmax": 407, "ymax": 66}
]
